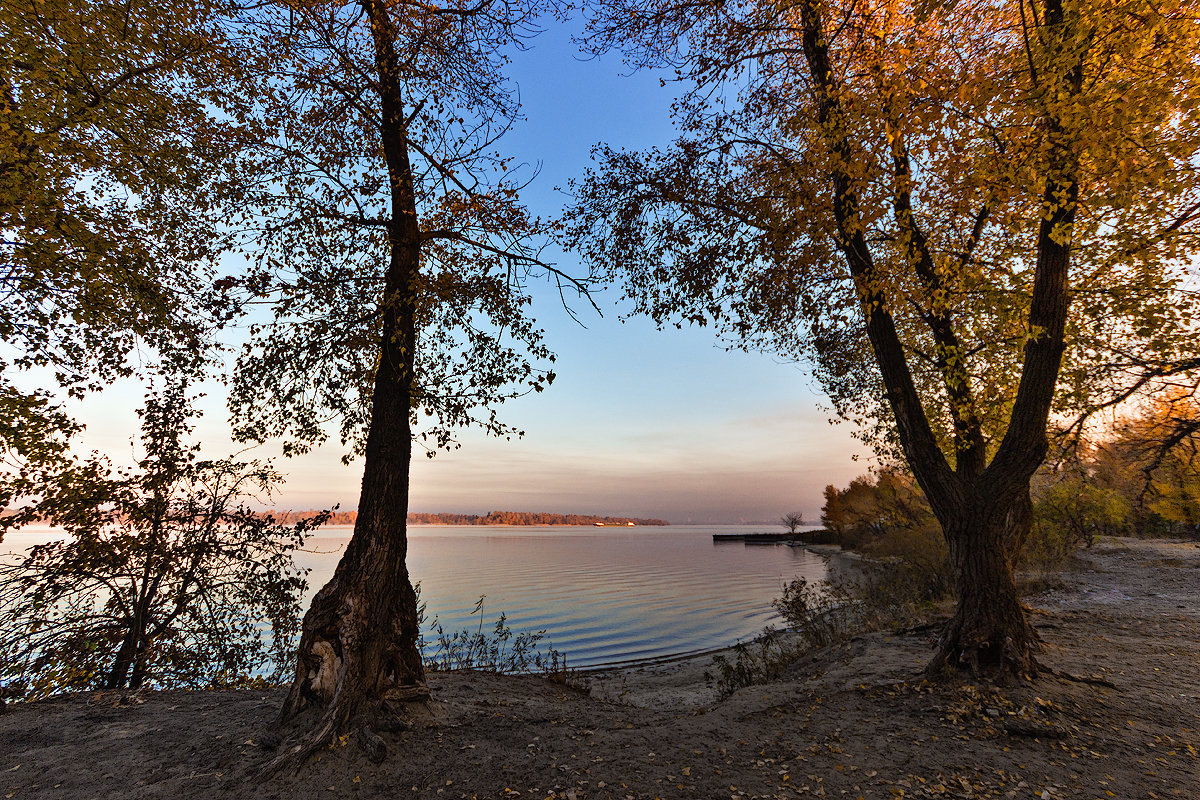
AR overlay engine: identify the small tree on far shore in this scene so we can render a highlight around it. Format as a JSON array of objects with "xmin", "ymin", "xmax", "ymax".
[
  {"xmin": 0, "ymin": 382, "xmax": 322, "ymax": 699},
  {"xmin": 781, "ymin": 512, "xmax": 806, "ymax": 536}
]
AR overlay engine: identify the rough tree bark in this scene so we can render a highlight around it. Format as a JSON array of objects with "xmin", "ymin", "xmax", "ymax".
[
  {"xmin": 262, "ymin": 0, "xmax": 429, "ymax": 770},
  {"xmin": 925, "ymin": 489, "xmax": 1041, "ymax": 677}
]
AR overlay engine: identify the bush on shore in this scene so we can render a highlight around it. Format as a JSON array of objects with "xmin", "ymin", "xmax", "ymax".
[
  {"xmin": 709, "ymin": 514, "xmax": 954, "ymax": 697},
  {"xmin": 416, "ymin": 590, "xmax": 588, "ymax": 692}
]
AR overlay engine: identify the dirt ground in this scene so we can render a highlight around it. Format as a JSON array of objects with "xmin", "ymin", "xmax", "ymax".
[{"xmin": 2, "ymin": 537, "xmax": 1197, "ymax": 799}]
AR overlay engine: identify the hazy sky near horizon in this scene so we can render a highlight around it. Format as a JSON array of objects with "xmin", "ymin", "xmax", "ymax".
[{"xmin": 33, "ymin": 20, "xmax": 874, "ymax": 524}]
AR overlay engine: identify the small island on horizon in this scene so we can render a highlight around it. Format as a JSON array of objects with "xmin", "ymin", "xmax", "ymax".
[{"xmin": 269, "ymin": 509, "xmax": 671, "ymax": 527}]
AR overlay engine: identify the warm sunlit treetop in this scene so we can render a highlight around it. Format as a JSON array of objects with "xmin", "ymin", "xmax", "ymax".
[
  {"xmin": 0, "ymin": 0, "xmax": 232, "ymax": 391},
  {"xmin": 571, "ymin": 0, "xmax": 1200, "ymax": 463}
]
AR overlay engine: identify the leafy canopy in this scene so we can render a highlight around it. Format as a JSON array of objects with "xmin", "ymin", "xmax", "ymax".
[
  {"xmin": 568, "ymin": 0, "xmax": 1200, "ymax": 462},
  {"xmin": 1, "ymin": 0, "xmax": 235, "ymax": 391},
  {"xmin": 221, "ymin": 0, "xmax": 576, "ymax": 459},
  {"xmin": 1, "ymin": 0, "xmax": 243, "ymax": 510}
]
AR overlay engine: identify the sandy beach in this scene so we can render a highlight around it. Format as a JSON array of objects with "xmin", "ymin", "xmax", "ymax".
[{"xmin": 2, "ymin": 537, "xmax": 1197, "ymax": 799}]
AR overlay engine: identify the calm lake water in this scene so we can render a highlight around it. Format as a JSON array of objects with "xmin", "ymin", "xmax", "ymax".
[
  {"xmin": 4, "ymin": 524, "xmax": 828, "ymax": 669},
  {"xmin": 299, "ymin": 525, "xmax": 828, "ymax": 667}
]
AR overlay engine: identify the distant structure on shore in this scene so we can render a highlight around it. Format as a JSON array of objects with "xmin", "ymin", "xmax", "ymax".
[{"xmin": 269, "ymin": 510, "xmax": 670, "ymax": 527}]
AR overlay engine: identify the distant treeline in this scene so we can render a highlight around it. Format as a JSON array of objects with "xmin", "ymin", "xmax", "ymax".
[
  {"xmin": 410, "ymin": 511, "xmax": 670, "ymax": 526},
  {"xmin": 267, "ymin": 510, "xmax": 670, "ymax": 526}
]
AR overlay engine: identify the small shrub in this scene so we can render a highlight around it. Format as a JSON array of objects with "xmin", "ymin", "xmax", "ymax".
[
  {"xmin": 781, "ymin": 522, "xmax": 952, "ymax": 633},
  {"xmin": 426, "ymin": 610, "xmax": 552, "ymax": 673},
  {"xmin": 1015, "ymin": 572, "xmax": 1067, "ymax": 597},
  {"xmin": 706, "ymin": 626, "xmax": 804, "ymax": 698},
  {"xmin": 419, "ymin": 595, "xmax": 581, "ymax": 687},
  {"xmin": 1019, "ymin": 520, "xmax": 1079, "ymax": 575},
  {"xmin": 541, "ymin": 649, "xmax": 590, "ymax": 694},
  {"xmin": 1032, "ymin": 476, "xmax": 1130, "ymax": 551},
  {"xmin": 716, "ymin": 524, "xmax": 956, "ymax": 697},
  {"xmin": 854, "ymin": 525, "xmax": 954, "ymax": 616},
  {"xmin": 772, "ymin": 578, "xmax": 864, "ymax": 649}
]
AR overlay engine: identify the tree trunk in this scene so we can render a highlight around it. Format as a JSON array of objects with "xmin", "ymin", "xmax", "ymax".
[
  {"xmin": 128, "ymin": 634, "xmax": 151, "ymax": 690},
  {"xmin": 266, "ymin": 273, "xmax": 425, "ymax": 768},
  {"xmin": 927, "ymin": 489, "xmax": 1039, "ymax": 678},
  {"xmin": 108, "ymin": 602, "xmax": 153, "ymax": 690},
  {"xmin": 1002, "ymin": 487, "xmax": 1033, "ymax": 566},
  {"xmin": 274, "ymin": 337, "xmax": 428, "ymax": 717},
  {"xmin": 263, "ymin": 247, "xmax": 428, "ymax": 768},
  {"xmin": 262, "ymin": 0, "xmax": 428, "ymax": 768},
  {"xmin": 271, "ymin": 501, "xmax": 427, "ymax": 757},
  {"xmin": 105, "ymin": 627, "xmax": 139, "ymax": 689}
]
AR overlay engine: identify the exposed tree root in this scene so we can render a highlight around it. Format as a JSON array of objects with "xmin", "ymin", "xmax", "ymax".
[
  {"xmin": 925, "ymin": 606, "xmax": 1043, "ymax": 682},
  {"xmin": 253, "ymin": 692, "xmax": 426, "ymax": 779},
  {"xmin": 1045, "ymin": 667, "xmax": 1117, "ymax": 689},
  {"xmin": 250, "ymin": 549, "xmax": 430, "ymax": 779},
  {"xmin": 897, "ymin": 618, "xmax": 950, "ymax": 636},
  {"xmin": 356, "ymin": 725, "xmax": 387, "ymax": 764},
  {"xmin": 250, "ymin": 598, "xmax": 430, "ymax": 778}
]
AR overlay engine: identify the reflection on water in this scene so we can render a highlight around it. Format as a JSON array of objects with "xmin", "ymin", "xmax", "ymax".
[
  {"xmin": 297, "ymin": 525, "xmax": 828, "ymax": 667},
  {"xmin": 4, "ymin": 523, "xmax": 828, "ymax": 668}
]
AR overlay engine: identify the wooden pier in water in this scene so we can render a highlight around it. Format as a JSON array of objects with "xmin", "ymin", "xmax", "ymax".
[{"xmin": 712, "ymin": 532, "xmax": 802, "ymax": 543}]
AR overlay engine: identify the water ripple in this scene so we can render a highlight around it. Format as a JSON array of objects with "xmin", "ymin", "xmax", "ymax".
[{"xmin": 302, "ymin": 525, "xmax": 827, "ymax": 667}]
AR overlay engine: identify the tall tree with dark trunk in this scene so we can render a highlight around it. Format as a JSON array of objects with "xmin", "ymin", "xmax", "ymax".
[
  {"xmin": 223, "ymin": 0, "xmax": 574, "ymax": 766},
  {"xmin": 567, "ymin": 0, "xmax": 1200, "ymax": 676},
  {"xmin": 270, "ymin": 0, "xmax": 430, "ymax": 753}
]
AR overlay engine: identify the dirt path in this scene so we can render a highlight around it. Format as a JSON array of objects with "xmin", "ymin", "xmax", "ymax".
[{"xmin": 2, "ymin": 538, "xmax": 1197, "ymax": 799}]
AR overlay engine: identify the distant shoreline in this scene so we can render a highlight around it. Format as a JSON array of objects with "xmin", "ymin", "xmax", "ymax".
[{"xmin": 268, "ymin": 510, "xmax": 671, "ymax": 527}]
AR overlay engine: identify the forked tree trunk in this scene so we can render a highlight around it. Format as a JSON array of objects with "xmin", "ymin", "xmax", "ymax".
[
  {"xmin": 262, "ymin": 0, "xmax": 429, "ymax": 770},
  {"xmin": 796, "ymin": 0, "xmax": 1078, "ymax": 681}
]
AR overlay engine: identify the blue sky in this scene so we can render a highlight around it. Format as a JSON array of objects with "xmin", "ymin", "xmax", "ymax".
[{"xmin": 40, "ymin": 20, "xmax": 872, "ymax": 525}]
